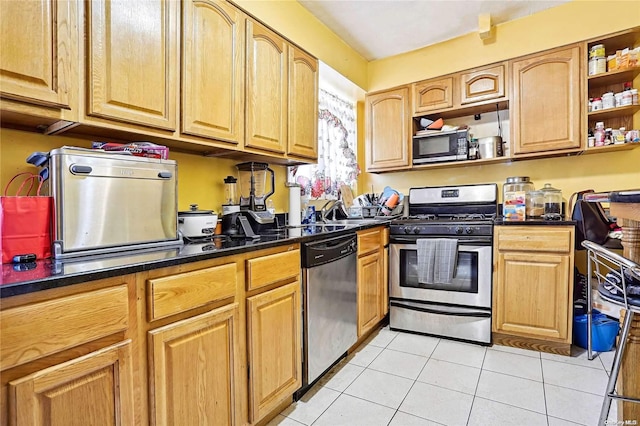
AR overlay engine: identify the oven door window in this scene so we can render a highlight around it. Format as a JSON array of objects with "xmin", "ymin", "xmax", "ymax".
[{"xmin": 399, "ymin": 248, "xmax": 478, "ymax": 293}]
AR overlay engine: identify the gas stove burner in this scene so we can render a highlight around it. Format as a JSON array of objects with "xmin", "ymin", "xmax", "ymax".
[{"xmin": 444, "ymin": 213, "xmax": 496, "ymax": 221}]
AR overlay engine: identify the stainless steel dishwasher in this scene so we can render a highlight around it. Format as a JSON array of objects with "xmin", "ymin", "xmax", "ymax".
[{"xmin": 296, "ymin": 233, "xmax": 358, "ymax": 399}]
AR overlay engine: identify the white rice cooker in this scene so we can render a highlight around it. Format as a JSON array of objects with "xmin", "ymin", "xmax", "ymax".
[{"xmin": 178, "ymin": 204, "xmax": 218, "ymax": 238}]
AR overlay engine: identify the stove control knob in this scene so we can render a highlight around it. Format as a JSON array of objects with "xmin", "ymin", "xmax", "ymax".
[
  {"xmin": 454, "ymin": 226, "xmax": 463, "ymax": 235},
  {"xmin": 413, "ymin": 227, "xmax": 420, "ymax": 234},
  {"xmin": 403, "ymin": 227, "xmax": 411, "ymax": 234},
  {"xmin": 465, "ymin": 227, "xmax": 473, "ymax": 234}
]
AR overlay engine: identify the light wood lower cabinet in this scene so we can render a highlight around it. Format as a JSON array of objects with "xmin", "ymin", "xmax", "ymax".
[
  {"xmin": 247, "ymin": 281, "xmax": 301, "ymax": 423},
  {"xmin": 8, "ymin": 340, "xmax": 134, "ymax": 426},
  {"xmin": 492, "ymin": 226, "xmax": 575, "ymax": 355},
  {"xmin": 357, "ymin": 227, "xmax": 386, "ymax": 337},
  {"xmin": 148, "ymin": 303, "xmax": 241, "ymax": 426}
]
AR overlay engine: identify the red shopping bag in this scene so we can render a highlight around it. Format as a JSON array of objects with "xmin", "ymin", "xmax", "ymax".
[{"xmin": 1, "ymin": 173, "xmax": 53, "ymax": 263}]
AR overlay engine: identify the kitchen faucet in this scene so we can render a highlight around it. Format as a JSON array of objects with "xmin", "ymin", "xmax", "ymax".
[{"xmin": 320, "ymin": 200, "xmax": 344, "ymax": 222}]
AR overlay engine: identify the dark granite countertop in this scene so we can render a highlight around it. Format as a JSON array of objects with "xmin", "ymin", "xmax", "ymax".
[
  {"xmin": 494, "ymin": 217, "xmax": 576, "ymax": 226},
  {"xmin": 1, "ymin": 221, "xmax": 389, "ymax": 298}
]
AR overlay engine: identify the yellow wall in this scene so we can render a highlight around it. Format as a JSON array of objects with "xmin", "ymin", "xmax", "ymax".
[
  {"xmin": 0, "ymin": 128, "xmax": 289, "ymax": 214},
  {"xmin": 368, "ymin": 1, "xmax": 640, "ymax": 91},
  {"xmin": 360, "ymin": 1, "xmax": 640, "ymax": 201}
]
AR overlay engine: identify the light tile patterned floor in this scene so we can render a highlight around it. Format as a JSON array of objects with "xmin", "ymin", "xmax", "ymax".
[{"xmin": 270, "ymin": 326, "xmax": 621, "ymax": 426}]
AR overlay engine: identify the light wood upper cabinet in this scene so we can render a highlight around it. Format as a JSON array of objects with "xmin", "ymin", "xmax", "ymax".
[
  {"xmin": 148, "ymin": 303, "xmax": 241, "ymax": 426},
  {"xmin": 246, "ymin": 19, "xmax": 288, "ymax": 154},
  {"xmin": 288, "ymin": 46, "xmax": 319, "ymax": 160},
  {"xmin": 365, "ymin": 87, "xmax": 412, "ymax": 172},
  {"xmin": 0, "ymin": 0, "xmax": 76, "ymax": 109},
  {"xmin": 460, "ymin": 63, "xmax": 506, "ymax": 105},
  {"xmin": 493, "ymin": 226, "xmax": 574, "ymax": 343},
  {"xmin": 182, "ymin": 0, "xmax": 244, "ymax": 144},
  {"xmin": 247, "ymin": 281, "xmax": 301, "ymax": 423},
  {"xmin": 413, "ymin": 77, "xmax": 454, "ymax": 114},
  {"xmin": 8, "ymin": 340, "xmax": 135, "ymax": 426},
  {"xmin": 510, "ymin": 45, "xmax": 583, "ymax": 155},
  {"xmin": 87, "ymin": 0, "xmax": 178, "ymax": 130}
]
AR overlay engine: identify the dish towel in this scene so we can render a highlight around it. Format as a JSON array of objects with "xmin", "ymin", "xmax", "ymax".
[{"xmin": 416, "ymin": 238, "xmax": 458, "ymax": 284}]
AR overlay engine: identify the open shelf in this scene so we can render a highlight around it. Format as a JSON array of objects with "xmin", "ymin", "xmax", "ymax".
[
  {"xmin": 587, "ymin": 105, "xmax": 640, "ymax": 121},
  {"xmin": 582, "ymin": 142, "xmax": 640, "ymax": 155},
  {"xmin": 587, "ymin": 66, "xmax": 640, "ymax": 87},
  {"xmin": 412, "ymin": 156, "xmax": 510, "ymax": 170}
]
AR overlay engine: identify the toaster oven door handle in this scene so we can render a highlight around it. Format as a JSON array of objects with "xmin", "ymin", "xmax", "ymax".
[
  {"xmin": 70, "ymin": 165, "xmax": 93, "ymax": 175},
  {"xmin": 158, "ymin": 171, "xmax": 173, "ymax": 179}
]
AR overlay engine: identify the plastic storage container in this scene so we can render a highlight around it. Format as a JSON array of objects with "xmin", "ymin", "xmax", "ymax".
[{"xmin": 573, "ymin": 310, "xmax": 619, "ymax": 352}]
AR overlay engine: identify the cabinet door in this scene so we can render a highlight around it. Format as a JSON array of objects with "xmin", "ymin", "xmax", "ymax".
[
  {"xmin": 149, "ymin": 303, "xmax": 241, "ymax": 426},
  {"xmin": 365, "ymin": 87, "xmax": 412, "ymax": 172},
  {"xmin": 412, "ymin": 77, "xmax": 454, "ymax": 113},
  {"xmin": 87, "ymin": 0, "xmax": 178, "ymax": 130},
  {"xmin": 0, "ymin": 0, "xmax": 75, "ymax": 109},
  {"xmin": 288, "ymin": 46, "xmax": 318, "ymax": 160},
  {"xmin": 511, "ymin": 46, "xmax": 582, "ymax": 154},
  {"xmin": 358, "ymin": 251, "xmax": 382, "ymax": 337},
  {"xmin": 247, "ymin": 282, "xmax": 301, "ymax": 423},
  {"xmin": 493, "ymin": 251, "xmax": 571, "ymax": 340},
  {"xmin": 460, "ymin": 63, "xmax": 506, "ymax": 105},
  {"xmin": 182, "ymin": 0, "xmax": 244, "ymax": 144},
  {"xmin": 246, "ymin": 19, "xmax": 287, "ymax": 154},
  {"xmin": 8, "ymin": 340, "xmax": 134, "ymax": 426}
]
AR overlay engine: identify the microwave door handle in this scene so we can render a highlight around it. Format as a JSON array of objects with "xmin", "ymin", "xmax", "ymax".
[{"xmin": 389, "ymin": 301, "xmax": 491, "ymax": 318}]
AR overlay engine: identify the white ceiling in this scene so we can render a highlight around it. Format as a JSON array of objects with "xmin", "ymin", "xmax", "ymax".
[{"xmin": 299, "ymin": 0, "xmax": 570, "ymax": 61}]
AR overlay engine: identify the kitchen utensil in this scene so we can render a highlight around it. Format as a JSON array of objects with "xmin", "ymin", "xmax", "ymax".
[
  {"xmin": 340, "ymin": 184, "xmax": 354, "ymax": 209},
  {"xmin": 178, "ymin": 204, "xmax": 218, "ymax": 238},
  {"xmin": 222, "ymin": 175, "xmax": 239, "ymax": 214}
]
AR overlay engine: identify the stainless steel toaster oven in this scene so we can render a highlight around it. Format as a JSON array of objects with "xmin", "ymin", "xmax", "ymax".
[{"xmin": 49, "ymin": 147, "xmax": 180, "ymax": 259}]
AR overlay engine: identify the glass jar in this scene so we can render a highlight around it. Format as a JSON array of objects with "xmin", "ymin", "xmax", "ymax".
[
  {"xmin": 526, "ymin": 190, "xmax": 545, "ymax": 218},
  {"xmin": 503, "ymin": 177, "xmax": 534, "ymax": 203},
  {"xmin": 541, "ymin": 183, "xmax": 562, "ymax": 220}
]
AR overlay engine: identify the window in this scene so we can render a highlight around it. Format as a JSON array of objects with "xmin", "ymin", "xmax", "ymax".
[{"xmin": 289, "ymin": 64, "xmax": 361, "ymax": 200}]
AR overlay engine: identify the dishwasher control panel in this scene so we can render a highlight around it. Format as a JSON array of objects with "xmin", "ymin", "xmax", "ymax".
[{"xmin": 302, "ymin": 234, "xmax": 357, "ymax": 268}]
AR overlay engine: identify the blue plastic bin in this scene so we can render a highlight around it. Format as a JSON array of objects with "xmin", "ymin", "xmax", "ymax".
[{"xmin": 573, "ymin": 310, "xmax": 619, "ymax": 352}]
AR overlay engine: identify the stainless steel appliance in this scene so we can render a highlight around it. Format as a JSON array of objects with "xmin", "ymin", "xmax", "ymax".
[
  {"xmin": 296, "ymin": 233, "xmax": 358, "ymax": 399},
  {"xmin": 412, "ymin": 129, "xmax": 469, "ymax": 165},
  {"xmin": 236, "ymin": 162, "xmax": 276, "ymax": 232},
  {"xmin": 389, "ymin": 183, "xmax": 497, "ymax": 344},
  {"xmin": 49, "ymin": 147, "xmax": 180, "ymax": 259}
]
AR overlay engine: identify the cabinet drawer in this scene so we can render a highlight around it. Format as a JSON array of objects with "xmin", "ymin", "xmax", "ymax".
[
  {"xmin": 358, "ymin": 228, "xmax": 382, "ymax": 256},
  {"xmin": 496, "ymin": 226, "xmax": 573, "ymax": 253},
  {"xmin": 148, "ymin": 263, "xmax": 237, "ymax": 320},
  {"xmin": 1, "ymin": 285, "xmax": 129, "ymax": 370},
  {"xmin": 247, "ymin": 249, "xmax": 300, "ymax": 291}
]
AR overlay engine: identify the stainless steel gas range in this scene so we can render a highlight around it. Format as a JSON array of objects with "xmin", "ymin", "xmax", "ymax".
[{"xmin": 389, "ymin": 183, "xmax": 498, "ymax": 344}]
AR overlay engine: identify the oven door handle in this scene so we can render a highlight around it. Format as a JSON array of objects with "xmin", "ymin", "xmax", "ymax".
[
  {"xmin": 390, "ymin": 237, "xmax": 491, "ymax": 245},
  {"xmin": 389, "ymin": 301, "xmax": 491, "ymax": 318}
]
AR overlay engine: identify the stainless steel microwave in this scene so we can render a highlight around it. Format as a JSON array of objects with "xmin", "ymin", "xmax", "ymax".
[{"xmin": 412, "ymin": 129, "xmax": 469, "ymax": 165}]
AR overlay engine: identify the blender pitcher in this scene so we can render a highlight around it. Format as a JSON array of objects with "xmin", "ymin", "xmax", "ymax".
[{"xmin": 236, "ymin": 162, "xmax": 275, "ymax": 212}]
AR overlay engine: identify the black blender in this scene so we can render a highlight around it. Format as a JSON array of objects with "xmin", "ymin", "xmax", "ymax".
[{"xmin": 236, "ymin": 162, "xmax": 276, "ymax": 233}]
